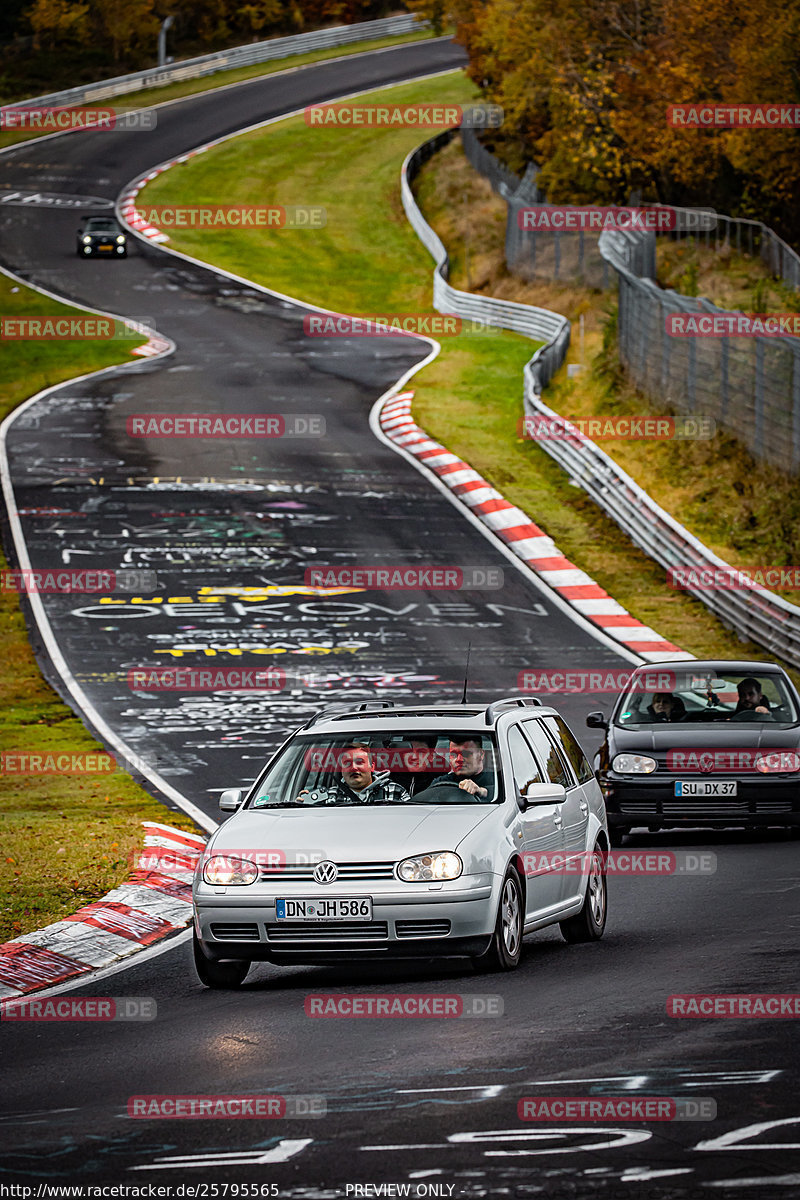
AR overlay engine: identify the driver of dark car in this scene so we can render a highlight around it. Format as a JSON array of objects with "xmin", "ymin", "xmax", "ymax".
[
  {"xmin": 430, "ymin": 738, "xmax": 495, "ymax": 800},
  {"xmin": 646, "ymin": 692, "xmax": 686, "ymax": 722},
  {"xmin": 735, "ymin": 677, "xmax": 771, "ymax": 715}
]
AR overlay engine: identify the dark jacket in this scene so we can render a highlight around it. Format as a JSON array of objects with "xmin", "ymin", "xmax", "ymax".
[{"xmin": 429, "ymin": 769, "xmax": 495, "ymax": 800}]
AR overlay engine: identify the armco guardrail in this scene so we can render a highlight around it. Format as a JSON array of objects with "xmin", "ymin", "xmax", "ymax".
[
  {"xmin": 402, "ymin": 131, "xmax": 570, "ymax": 395},
  {"xmin": 404, "ymin": 133, "xmax": 800, "ymax": 668},
  {"xmin": 9, "ymin": 15, "xmax": 424, "ymax": 109},
  {"xmin": 521, "ymin": 388, "xmax": 800, "ymax": 668}
]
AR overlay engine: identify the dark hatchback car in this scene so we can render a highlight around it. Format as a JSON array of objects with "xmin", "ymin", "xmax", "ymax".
[
  {"xmin": 76, "ymin": 216, "xmax": 127, "ymax": 257},
  {"xmin": 587, "ymin": 660, "xmax": 800, "ymax": 842}
]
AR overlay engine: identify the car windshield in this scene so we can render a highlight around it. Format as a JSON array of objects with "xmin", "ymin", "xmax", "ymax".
[
  {"xmin": 84, "ymin": 219, "xmax": 118, "ymax": 232},
  {"xmin": 247, "ymin": 730, "xmax": 502, "ymax": 808},
  {"xmin": 616, "ymin": 669, "xmax": 799, "ymax": 726}
]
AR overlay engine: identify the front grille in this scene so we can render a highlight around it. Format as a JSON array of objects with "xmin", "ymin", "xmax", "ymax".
[
  {"xmin": 662, "ymin": 800, "xmax": 749, "ymax": 817},
  {"xmin": 395, "ymin": 920, "xmax": 451, "ymax": 939},
  {"xmin": 265, "ymin": 921, "xmax": 389, "ymax": 944},
  {"xmin": 755, "ymin": 799, "xmax": 793, "ymax": 813},
  {"xmin": 259, "ymin": 861, "xmax": 396, "ymax": 883},
  {"xmin": 619, "ymin": 801, "xmax": 658, "ymax": 816},
  {"xmin": 210, "ymin": 922, "xmax": 260, "ymax": 941}
]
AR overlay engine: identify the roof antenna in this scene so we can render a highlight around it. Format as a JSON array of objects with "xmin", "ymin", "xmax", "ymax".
[{"xmin": 461, "ymin": 641, "xmax": 472, "ymax": 704}]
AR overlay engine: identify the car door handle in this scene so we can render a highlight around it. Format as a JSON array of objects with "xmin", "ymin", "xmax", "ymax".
[
  {"xmin": 553, "ymin": 812, "xmax": 563, "ymax": 828},
  {"xmin": 580, "ymin": 801, "xmax": 589, "ymax": 815}
]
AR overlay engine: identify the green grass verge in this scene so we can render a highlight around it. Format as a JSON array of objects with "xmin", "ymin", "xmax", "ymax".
[
  {"xmin": 0, "ymin": 277, "xmax": 204, "ymax": 943},
  {"xmin": 656, "ymin": 239, "xmax": 800, "ymax": 315},
  {"xmin": 0, "ymin": 27, "xmax": 441, "ymax": 153}
]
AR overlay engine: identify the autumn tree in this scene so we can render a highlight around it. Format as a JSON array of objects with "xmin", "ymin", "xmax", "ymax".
[{"xmin": 26, "ymin": 0, "xmax": 89, "ymax": 50}]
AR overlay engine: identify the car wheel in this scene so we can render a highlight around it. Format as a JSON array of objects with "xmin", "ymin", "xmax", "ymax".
[
  {"xmin": 472, "ymin": 867, "xmax": 524, "ymax": 972},
  {"xmin": 193, "ymin": 932, "xmax": 250, "ymax": 989},
  {"xmin": 559, "ymin": 843, "xmax": 607, "ymax": 943}
]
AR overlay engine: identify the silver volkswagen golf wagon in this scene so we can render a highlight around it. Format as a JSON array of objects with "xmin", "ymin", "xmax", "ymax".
[{"xmin": 192, "ymin": 697, "xmax": 609, "ymax": 986}]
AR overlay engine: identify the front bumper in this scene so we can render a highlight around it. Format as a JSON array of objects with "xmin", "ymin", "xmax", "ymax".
[
  {"xmin": 603, "ymin": 775, "xmax": 800, "ymax": 829},
  {"xmin": 194, "ymin": 877, "xmax": 496, "ymax": 962}
]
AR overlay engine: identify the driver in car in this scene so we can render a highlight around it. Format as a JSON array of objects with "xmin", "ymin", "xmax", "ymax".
[
  {"xmin": 429, "ymin": 738, "xmax": 495, "ymax": 800},
  {"xmin": 298, "ymin": 744, "xmax": 411, "ymax": 805},
  {"xmin": 735, "ymin": 677, "xmax": 772, "ymax": 716}
]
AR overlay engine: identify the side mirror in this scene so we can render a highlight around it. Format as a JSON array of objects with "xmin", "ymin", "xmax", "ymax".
[
  {"xmin": 586, "ymin": 711, "xmax": 608, "ymax": 730},
  {"xmin": 519, "ymin": 781, "xmax": 566, "ymax": 808},
  {"xmin": 219, "ymin": 788, "xmax": 244, "ymax": 812}
]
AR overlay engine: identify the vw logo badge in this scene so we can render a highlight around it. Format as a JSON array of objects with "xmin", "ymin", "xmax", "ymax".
[{"xmin": 314, "ymin": 860, "xmax": 338, "ymax": 884}]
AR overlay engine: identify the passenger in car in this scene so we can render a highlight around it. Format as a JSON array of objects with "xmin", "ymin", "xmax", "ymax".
[
  {"xmin": 298, "ymin": 743, "xmax": 411, "ymax": 805},
  {"xmin": 646, "ymin": 692, "xmax": 687, "ymax": 722},
  {"xmin": 429, "ymin": 738, "xmax": 495, "ymax": 800}
]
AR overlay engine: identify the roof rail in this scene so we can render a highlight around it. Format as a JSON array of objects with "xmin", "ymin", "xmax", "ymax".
[
  {"xmin": 304, "ymin": 701, "xmax": 397, "ymax": 728},
  {"xmin": 485, "ymin": 696, "xmax": 542, "ymax": 725}
]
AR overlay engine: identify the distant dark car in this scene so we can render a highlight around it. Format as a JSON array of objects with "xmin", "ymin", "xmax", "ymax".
[
  {"xmin": 587, "ymin": 660, "xmax": 800, "ymax": 842},
  {"xmin": 77, "ymin": 216, "xmax": 127, "ymax": 258}
]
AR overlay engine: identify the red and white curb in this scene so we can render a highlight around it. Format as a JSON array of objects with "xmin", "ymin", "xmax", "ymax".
[
  {"xmin": 0, "ymin": 822, "xmax": 205, "ymax": 1000},
  {"xmin": 380, "ymin": 391, "xmax": 691, "ymax": 663},
  {"xmin": 119, "ymin": 152, "xmax": 205, "ymax": 246},
  {"xmin": 117, "ymin": 166, "xmax": 180, "ymax": 354}
]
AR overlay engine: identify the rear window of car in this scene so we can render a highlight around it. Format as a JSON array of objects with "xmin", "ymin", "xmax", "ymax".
[{"xmin": 246, "ymin": 730, "xmax": 502, "ymax": 807}]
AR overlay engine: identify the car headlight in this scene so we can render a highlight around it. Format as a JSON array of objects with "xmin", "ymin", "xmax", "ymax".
[
  {"xmin": 612, "ymin": 753, "xmax": 657, "ymax": 774},
  {"xmin": 397, "ymin": 852, "xmax": 462, "ymax": 882},
  {"xmin": 202, "ymin": 855, "xmax": 258, "ymax": 885},
  {"xmin": 116, "ymin": 235, "xmax": 126, "ymax": 243},
  {"xmin": 82, "ymin": 236, "xmax": 92, "ymax": 244},
  {"xmin": 755, "ymin": 751, "xmax": 800, "ymax": 773}
]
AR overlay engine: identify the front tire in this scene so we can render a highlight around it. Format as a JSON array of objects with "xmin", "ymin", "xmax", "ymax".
[
  {"xmin": 193, "ymin": 932, "xmax": 250, "ymax": 989},
  {"xmin": 559, "ymin": 843, "xmax": 607, "ymax": 943},
  {"xmin": 472, "ymin": 867, "xmax": 524, "ymax": 972}
]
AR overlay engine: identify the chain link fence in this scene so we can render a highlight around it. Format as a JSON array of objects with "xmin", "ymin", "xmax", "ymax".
[
  {"xmin": 601, "ymin": 226, "xmax": 800, "ymax": 475},
  {"xmin": 461, "ymin": 130, "xmax": 800, "ymax": 474}
]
